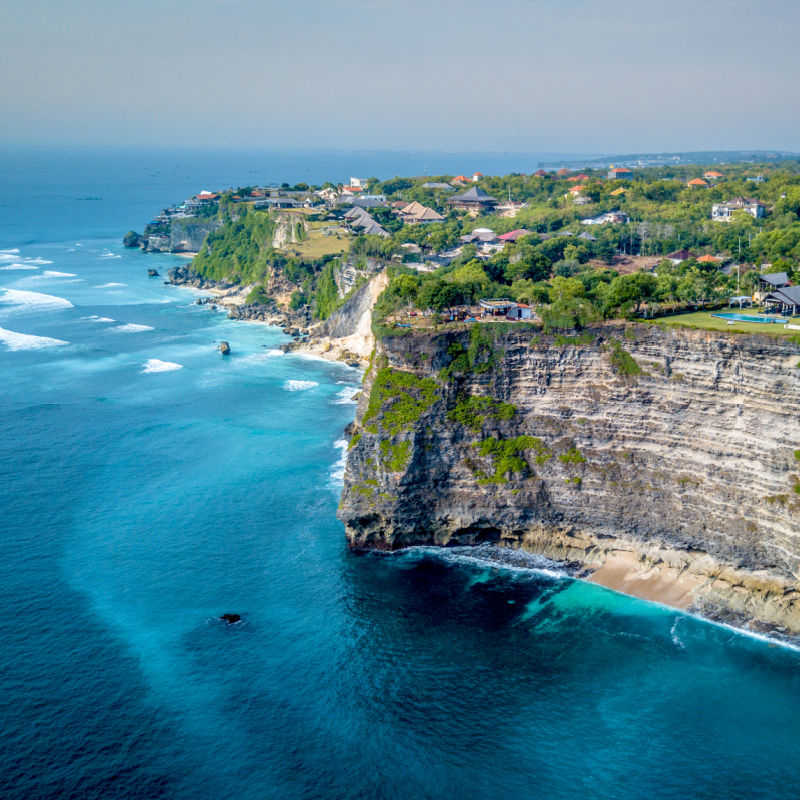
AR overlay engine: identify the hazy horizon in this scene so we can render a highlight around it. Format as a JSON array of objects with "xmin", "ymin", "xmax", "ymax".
[{"xmin": 2, "ymin": 0, "xmax": 798, "ymax": 152}]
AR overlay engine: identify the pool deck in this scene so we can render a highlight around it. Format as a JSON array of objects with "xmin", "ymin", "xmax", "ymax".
[{"xmin": 649, "ymin": 310, "xmax": 800, "ymax": 336}]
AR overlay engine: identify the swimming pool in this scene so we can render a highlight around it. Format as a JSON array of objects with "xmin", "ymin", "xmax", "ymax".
[{"xmin": 712, "ymin": 312, "xmax": 789, "ymax": 324}]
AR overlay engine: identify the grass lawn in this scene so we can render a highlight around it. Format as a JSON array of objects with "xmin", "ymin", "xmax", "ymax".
[
  {"xmin": 650, "ymin": 310, "xmax": 798, "ymax": 337},
  {"xmin": 286, "ymin": 221, "xmax": 351, "ymax": 259}
]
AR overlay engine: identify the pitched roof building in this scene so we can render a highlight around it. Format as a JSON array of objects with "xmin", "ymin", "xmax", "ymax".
[
  {"xmin": 763, "ymin": 285, "xmax": 800, "ymax": 315},
  {"xmin": 447, "ymin": 186, "xmax": 499, "ymax": 214}
]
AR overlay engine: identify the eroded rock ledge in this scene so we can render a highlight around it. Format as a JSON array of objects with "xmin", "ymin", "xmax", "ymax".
[{"xmin": 338, "ymin": 322, "xmax": 800, "ymax": 639}]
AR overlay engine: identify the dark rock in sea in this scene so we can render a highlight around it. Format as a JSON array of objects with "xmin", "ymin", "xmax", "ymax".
[
  {"xmin": 123, "ymin": 230, "xmax": 143, "ymax": 248},
  {"xmin": 219, "ymin": 341, "xmax": 231, "ymax": 356},
  {"xmin": 147, "ymin": 268, "xmax": 159, "ymax": 277},
  {"xmin": 343, "ymin": 421, "xmax": 355, "ymax": 438},
  {"xmin": 220, "ymin": 613, "xmax": 241, "ymax": 624}
]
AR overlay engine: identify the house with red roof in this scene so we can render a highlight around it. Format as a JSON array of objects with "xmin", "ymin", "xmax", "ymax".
[
  {"xmin": 687, "ymin": 178, "xmax": 709, "ymax": 188},
  {"xmin": 704, "ymin": 171, "xmax": 724, "ymax": 180},
  {"xmin": 472, "ymin": 172, "xmax": 483, "ymax": 182},
  {"xmin": 498, "ymin": 229, "xmax": 531, "ymax": 243},
  {"xmin": 607, "ymin": 167, "xmax": 633, "ymax": 180}
]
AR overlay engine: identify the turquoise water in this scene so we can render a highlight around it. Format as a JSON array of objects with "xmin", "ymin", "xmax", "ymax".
[
  {"xmin": 2, "ymin": 149, "xmax": 800, "ymax": 799},
  {"xmin": 713, "ymin": 312, "xmax": 788, "ymax": 323}
]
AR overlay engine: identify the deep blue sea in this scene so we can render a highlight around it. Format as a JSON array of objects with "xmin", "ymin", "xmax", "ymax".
[{"xmin": 2, "ymin": 148, "xmax": 800, "ymax": 800}]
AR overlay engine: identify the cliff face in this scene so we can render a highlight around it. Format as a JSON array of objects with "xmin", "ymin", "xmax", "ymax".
[
  {"xmin": 339, "ymin": 323, "xmax": 800, "ymax": 634},
  {"xmin": 143, "ymin": 218, "xmax": 222, "ymax": 253}
]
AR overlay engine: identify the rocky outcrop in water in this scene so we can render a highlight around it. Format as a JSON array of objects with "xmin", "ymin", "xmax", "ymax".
[{"xmin": 339, "ymin": 323, "xmax": 800, "ymax": 636}]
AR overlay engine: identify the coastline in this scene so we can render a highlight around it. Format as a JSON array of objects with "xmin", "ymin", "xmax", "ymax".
[
  {"xmin": 166, "ymin": 265, "xmax": 384, "ymax": 368},
  {"xmin": 508, "ymin": 530, "xmax": 800, "ymax": 644}
]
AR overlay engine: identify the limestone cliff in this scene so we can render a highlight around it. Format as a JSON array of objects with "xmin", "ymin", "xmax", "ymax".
[
  {"xmin": 142, "ymin": 217, "xmax": 222, "ymax": 253},
  {"xmin": 339, "ymin": 323, "xmax": 800, "ymax": 636}
]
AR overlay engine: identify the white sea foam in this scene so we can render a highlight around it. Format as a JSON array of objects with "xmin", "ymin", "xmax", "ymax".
[
  {"xmin": 81, "ymin": 315, "xmax": 116, "ymax": 323},
  {"xmin": 141, "ymin": 359, "xmax": 183, "ymax": 373},
  {"xmin": 42, "ymin": 270, "xmax": 77, "ymax": 278},
  {"xmin": 415, "ymin": 544, "xmax": 571, "ymax": 581},
  {"xmin": 329, "ymin": 438, "xmax": 348, "ymax": 484},
  {"xmin": 0, "ymin": 248, "xmax": 20, "ymax": 254},
  {"xmin": 114, "ymin": 323, "xmax": 153, "ymax": 332},
  {"xmin": 333, "ymin": 386, "xmax": 359, "ymax": 404},
  {"xmin": 24, "ymin": 258, "xmax": 54, "ymax": 265},
  {"xmin": 95, "ymin": 282, "xmax": 127, "ymax": 288},
  {"xmin": 0, "ymin": 263, "xmax": 39, "ymax": 270},
  {"xmin": 283, "ymin": 379, "xmax": 319, "ymax": 391},
  {"xmin": 0, "ymin": 288, "xmax": 73, "ymax": 310},
  {"xmin": 99, "ymin": 252, "xmax": 122, "ymax": 259},
  {"xmin": 0, "ymin": 326, "xmax": 68, "ymax": 351}
]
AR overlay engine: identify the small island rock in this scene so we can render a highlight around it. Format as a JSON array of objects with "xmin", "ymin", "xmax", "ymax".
[
  {"xmin": 220, "ymin": 613, "xmax": 241, "ymax": 624},
  {"xmin": 218, "ymin": 341, "xmax": 231, "ymax": 356},
  {"xmin": 147, "ymin": 268, "xmax": 159, "ymax": 277},
  {"xmin": 123, "ymin": 230, "xmax": 143, "ymax": 248}
]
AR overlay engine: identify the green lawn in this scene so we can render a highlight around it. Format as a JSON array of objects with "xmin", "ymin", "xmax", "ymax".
[
  {"xmin": 650, "ymin": 310, "xmax": 799, "ymax": 337},
  {"xmin": 286, "ymin": 221, "xmax": 351, "ymax": 259}
]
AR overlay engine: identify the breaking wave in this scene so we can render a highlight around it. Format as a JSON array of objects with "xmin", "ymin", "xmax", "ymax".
[
  {"xmin": 0, "ymin": 288, "xmax": 73, "ymax": 311},
  {"xmin": 0, "ymin": 326, "xmax": 69, "ymax": 351},
  {"xmin": 283, "ymin": 380, "xmax": 319, "ymax": 391},
  {"xmin": 114, "ymin": 323, "xmax": 154, "ymax": 333},
  {"xmin": 329, "ymin": 438, "xmax": 348, "ymax": 484},
  {"xmin": 94, "ymin": 282, "xmax": 127, "ymax": 288},
  {"xmin": 0, "ymin": 263, "xmax": 39, "ymax": 271},
  {"xmin": 333, "ymin": 386, "xmax": 359, "ymax": 404},
  {"xmin": 141, "ymin": 359, "xmax": 183, "ymax": 373}
]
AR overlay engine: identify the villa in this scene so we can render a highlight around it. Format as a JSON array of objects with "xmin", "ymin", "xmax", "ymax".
[
  {"xmin": 712, "ymin": 198, "xmax": 766, "ymax": 221},
  {"xmin": 608, "ymin": 167, "xmax": 633, "ymax": 180},
  {"xmin": 712, "ymin": 199, "xmax": 764, "ymax": 221},
  {"xmin": 763, "ymin": 285, "xmax": 800, "ymax": 316},
  {"xmin": 447, "ymin": 186, "xmax": 499, "ymax": 215}
]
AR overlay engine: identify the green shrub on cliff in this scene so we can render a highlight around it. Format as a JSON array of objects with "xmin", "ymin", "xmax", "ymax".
[
  {"xmin": 471, "ymin": 435, "xmax": 548, "ymax": 484},
  {"xmin": 193, "ymin": 207, "xmax": 277, "ymax": 284},
  {"xmin": 380, "ymin": 440, "xmax": 411, "ymax": 471},
  {"xmin": 246, "ymin": 285, "xmax": 272, "ymax": 304},
  {"xmin": 559, "ymin": 447, "xmax": 586, "ymax": 465},
  {"xmin": 364, "ymin": 368, "xmax": 439, "ymax": 435},
  {"xmin": 440, "ymin": 325, "xmax": 500, "ymax": 379},
  {"xmin": 608, "ymin": 340, "xmax": 643, "ymax": 376},
  {"xmin": 447, "ymin": 394, "xmax": 516, "ymax": 432}
]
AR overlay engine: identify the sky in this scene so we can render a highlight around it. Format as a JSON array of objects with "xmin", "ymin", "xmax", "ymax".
[{"xmin": 2, "ymin": 0, "xmax": 798, "ymax": 154}]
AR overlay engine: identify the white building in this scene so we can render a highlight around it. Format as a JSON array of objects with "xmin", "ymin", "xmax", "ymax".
[{"xmin": 711, "ymin": 198, "xmax": 766, "ymax": 222}]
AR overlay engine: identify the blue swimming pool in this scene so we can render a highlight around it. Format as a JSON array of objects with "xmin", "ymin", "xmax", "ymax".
[{"xmin": 713, "ymin": 312, "xmax": 788, "ymax": 324}]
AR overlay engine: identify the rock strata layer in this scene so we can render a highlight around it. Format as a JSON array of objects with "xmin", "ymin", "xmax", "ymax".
[{"xmin": 339, "ymin": 323, "xmax": 800, "ymax": 637}]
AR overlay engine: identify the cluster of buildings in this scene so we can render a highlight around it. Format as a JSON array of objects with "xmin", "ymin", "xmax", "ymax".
[{"xmin": 757, "ymin": 272, "xmax": 800, "ymax": 315}]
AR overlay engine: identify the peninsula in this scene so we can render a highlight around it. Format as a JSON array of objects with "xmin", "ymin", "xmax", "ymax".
[{"xmin": 129, "ymin": 155, "xmax": 800, "ymax": 640}]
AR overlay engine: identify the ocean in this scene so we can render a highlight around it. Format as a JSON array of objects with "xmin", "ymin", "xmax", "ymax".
[{"xmin": 1, "ymin": 147, "xmax": 799, "ymax": 800}]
